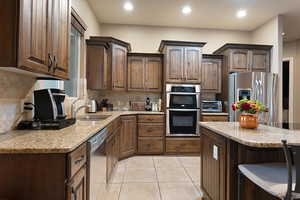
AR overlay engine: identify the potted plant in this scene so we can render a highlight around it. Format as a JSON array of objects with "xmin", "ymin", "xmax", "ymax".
[{"xmin": 232, "ymin": 99, "xmax": 268, "ymax": 129}]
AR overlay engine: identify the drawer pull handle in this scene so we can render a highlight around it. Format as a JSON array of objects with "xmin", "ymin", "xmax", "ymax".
[{"xmin": 74, "ymin": 155, "xmax": 84, "ymax": 165}]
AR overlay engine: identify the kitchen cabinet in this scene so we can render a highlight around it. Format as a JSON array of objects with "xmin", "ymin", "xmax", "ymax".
[
  {"xmin": 67, "ymin": 165, "xmax": 87, "ymax": 200},
  {"xmin": 86, "ymin": 37, "xmax": 131, "ymax": 90},
  {"xmin": 202, "ymin": 115, "xmax": 228, "ymax": 122},
  {"xmin": 128, "ymin": 53, "xmax": 163, "ymax": 92},
  {"xmin": 201, "ymin": 55, "xmax": 223, "ymax": 93},
  {"xmin": 213, "ymin": 44, "xmax": 272, "ymax": 104},
  {"xmin": 201, "ymin": 128, "xmax": 226, "ymax": 200},
  {"xmin": 0, "ymin": 143, "xmax": 87, "ymax": 200},
  {"xmin": 119, "ymin": 115, "xmax": 137, "ymax": 159},
  {"xmin": 159, "ymin": 40, "xmax": 206, "ymax": 84},
  {"xmin": 1, "ymin": 0, "xmax": 70, "ymax": 79},
  {"xmin": 166, "ymin": 138, "xmax": 200, "ymax": 154},
  {"xmin": 137, "ymin": 115, "xmax": 164, "ymax": 155},
  {"xmin": 214, "ymin": 43, "xmax": 272, "ymax": 73}
]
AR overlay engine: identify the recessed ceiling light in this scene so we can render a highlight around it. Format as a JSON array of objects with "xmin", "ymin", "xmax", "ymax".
[
  {"xmin": 124, "ymin": 2, "xmax": 134, "ymax": 11},
  {"xmin": 236, "ymin": 9, "xmax": 247, "ymax": 18},
  {"xmin": 182, "ymin": 6, "xmax": 192, "ymax": 15}
]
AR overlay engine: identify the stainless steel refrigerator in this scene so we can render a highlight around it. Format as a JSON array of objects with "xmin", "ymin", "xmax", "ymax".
[{"xmin": 228, "ymin": 72, "xmax": 279, "ymax": 126}]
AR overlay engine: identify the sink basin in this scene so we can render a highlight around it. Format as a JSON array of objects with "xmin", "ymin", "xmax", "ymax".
[{"xmin": 77, "ymin": 114, "xmax": 112, "ymax": 121}]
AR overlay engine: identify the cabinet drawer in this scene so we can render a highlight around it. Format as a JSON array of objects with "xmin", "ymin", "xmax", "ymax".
[
  {"xmin": 138, "ymin": 123, "xmax": 164, "ymax": 137},
  {"xmin": 166, "ymin": 138, "xmax": 200, "ymax": 153},
  {"xmin": 202, "ymin": 115, "xmax": 228, "ymax": 122},
  {"xmin": 68, "ymin": 143, "xmax": 87, "ymax": 178},
  {"xmin": 138, "ymin": 115, "xmax": 164, "ymax": 123},
  {"xmin": 138, "ymin": 137, "xmax": 163, "ymax": 154}
]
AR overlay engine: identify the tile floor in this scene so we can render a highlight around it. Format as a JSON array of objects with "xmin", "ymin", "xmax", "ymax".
[{"xmin": 99, "ymin": 156, "xmax": 203, "ymax": 200}]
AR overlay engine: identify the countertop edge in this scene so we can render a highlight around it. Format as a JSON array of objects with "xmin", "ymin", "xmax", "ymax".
[{"xmin": 0, "ymin": 111, "xmax": 165, "ymax": 154}]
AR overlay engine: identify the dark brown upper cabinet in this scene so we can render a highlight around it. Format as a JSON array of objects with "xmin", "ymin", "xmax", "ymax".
[
  {"xmin": 1, "ymin": 0, "xmax": 70, "ymax": 79},
  {"xmin": 127, "ymin": 53, "xmax": 163, "ymax": 92},
  {"xmin": 159, "ymin": 40, "xmax": 206, "ymax": 84},
  {"xmin": 201, "ymin": 55, "xmax": 223, "ymax": 93},
  {"xmin": 214, "ymin": 43, "xmax": 272, "ymax": 73},
  {"xmin": 86, "ymin": 37, "xmax": 131, "ymax": 91}
]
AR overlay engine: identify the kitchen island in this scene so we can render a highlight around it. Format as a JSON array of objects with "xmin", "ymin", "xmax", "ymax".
[{"xmin": 199, "ymin": 122, "xmax": 300, "ymax": 200}]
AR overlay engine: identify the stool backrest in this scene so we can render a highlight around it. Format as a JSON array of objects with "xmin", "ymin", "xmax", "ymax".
[{"xmin": 282, "ymin": 140, "xmax": 300, "ymax": 198}]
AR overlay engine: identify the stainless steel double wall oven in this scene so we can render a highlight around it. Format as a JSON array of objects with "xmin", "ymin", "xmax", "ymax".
[{"xmin": 166, "ymin": 84, "xmax": 201, "ymax": 137}]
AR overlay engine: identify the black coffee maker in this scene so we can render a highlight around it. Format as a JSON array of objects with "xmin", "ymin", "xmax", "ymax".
[{"xmin": 34, "ymin": 89, "xmax": 67, "ymax": 121}]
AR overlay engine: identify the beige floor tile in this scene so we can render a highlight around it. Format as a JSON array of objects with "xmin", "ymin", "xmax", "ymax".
[
  {"xmin": 156, "ymin": 167, "xmax": 190, "ymax": 182},
  {"xmin": 193, "ymin": 182, "xmax": 203, "ymax": 196},
  {"xmin": 124, "ymin": 168, "xmax": 157, "ymax": 183},
  {"xmin": 178, "ymin": 156, "xmax": 200, "ymax": 168},
  {"xmin": 185, "ymin": 167, "xmax": 200, "ymax": 182},
  {"xmin": 119, "ymin": 183, "xmax": 161, "ymax": 200},
  {"xmin": 154, "ymin": 156, "xmax": 181, "ymax": 168},
  {"xmin": 126, "ymin": 156, "xmax": 154, "ymax": 169},
  {"xmin": 109, "ymin": 165, "xmax": 126, "ymax": 184},
  {"xmin": 159, "ymin": 182, "xmax": 201, "ymax": 200},
  {"xmin": 96, "ymin": 184, "xmax": 121, "ymax": 200}
]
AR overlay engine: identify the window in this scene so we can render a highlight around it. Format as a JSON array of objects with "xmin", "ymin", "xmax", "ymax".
[{"xmin": 35, "ymin": 25, "xmax": 81, "ymax": 98}]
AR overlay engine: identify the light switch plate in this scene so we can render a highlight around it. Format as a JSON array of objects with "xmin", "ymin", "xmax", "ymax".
[{"xmin": 213, "ymin": 145, "xmax": 218, "ymax": 160}]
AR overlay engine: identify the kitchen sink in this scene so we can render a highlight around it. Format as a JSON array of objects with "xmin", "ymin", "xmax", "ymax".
[{"xmin": 77, "ymin": 114, "xmax": 112, "ymax": 121}]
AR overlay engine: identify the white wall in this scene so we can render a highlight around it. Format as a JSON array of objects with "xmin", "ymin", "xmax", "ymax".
[
  {"xmin": 100, "ymin": 24, "xmax": 252, "ymax": 54},
  {"xmin": 251, "ymin": 16, "xmax": 284, "ymax": 123},
  {"xmin": 72, "ymin": 0, "xmax": 101, "ymax": 38},
  {"xmin": 283, "ymin": 40, "xmax": 300, "ymax": 124}
]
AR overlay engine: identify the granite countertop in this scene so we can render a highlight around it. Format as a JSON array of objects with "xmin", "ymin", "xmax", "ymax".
[
  {"xmin": 0, "ymin": 111, "xmax": 164, "ymax": 154},
  {"xmin": 199, "ymin": 122, "xmax": 300, "ymax": 148},
  {"xmin": 202, "ymin": 112, "xmax": 229, "ymax": 116}
]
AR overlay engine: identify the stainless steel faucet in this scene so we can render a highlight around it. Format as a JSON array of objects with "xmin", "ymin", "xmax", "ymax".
[{"xmin": 71, "ymin": 99, "xmax": 91, "ymax": 119}]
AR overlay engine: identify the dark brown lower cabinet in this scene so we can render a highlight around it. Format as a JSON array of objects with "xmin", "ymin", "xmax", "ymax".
[
  {"xmin": 67, "ymin": 165, "xmax": 87, "ymax": 200},
  {"xmin": 119, "ymin": 115, "xmax": 137, "ymax": 159},
  {"xmin": 200, "ymin": 127, "xmax": 284, "ymax": 200},
  {"xmin": 166, "ymin": 138, "xmax": 200, "ymax": 154},
  {"xmin": 0, "ymin": 143, "xmax": 87, "ymax": 200},
  {"xmin": 201, "ymin": 128, "xmax": 226, "ymax": 200}
]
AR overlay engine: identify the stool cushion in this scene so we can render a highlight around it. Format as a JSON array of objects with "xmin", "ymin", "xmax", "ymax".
[{"xmin": 238, "ymin": 163, "xmax": 295, "ymax": 199}]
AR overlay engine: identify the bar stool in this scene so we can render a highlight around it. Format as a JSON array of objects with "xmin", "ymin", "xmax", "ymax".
[{"xmin": 238, "ymin": 140, "xmax": 300, "ymax": 200}]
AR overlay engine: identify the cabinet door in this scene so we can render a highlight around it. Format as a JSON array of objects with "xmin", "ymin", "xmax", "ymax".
[
  {"xmin": 128, "ymin": 56, "xmax": 145, "ymax": 91},
  {"xmin": 112, "ymin": 44, "xmax": 127, "ymax": 90},
  {"xmin": 86, "ymin": 45, "xmax": 108, "ymax": 90},
  {"xmin": 250, "ymin": 50, "xmax": 270, "ymax": 72},
  {"xmin": 18, "ymin": 0, "xmax": 51, "ymax": 74},
  {"xmin": 145, "ymin": 57, "xmax": 162, "ymax": 92},
  {"xmin": 201, "ymin": 131, "xmax": 226, "ymax": 200},
  {"xmin": 201, "ymin": 58, "xmax": 222, "ymax": 93},
  {"xmin": 51, "ymin": 0, "xmax": 70, "ymax": 79},
  {"xmin": 120, "ymin": 116, "xmax": 137, "ymax": 159},
  {"xmin": 67, "ymin": 166, "xmax": 87, "ymax": 200},
  {"xmin": 229, "ymin": 49, "xmax": 249, "ymax": 72},
  {"xmin": 165, "ymin": 46, "xmax": 184, "ymax": 83},
  {"xmin": 185, "ymin": 47, "xmax": 202, "ymax": 83}
]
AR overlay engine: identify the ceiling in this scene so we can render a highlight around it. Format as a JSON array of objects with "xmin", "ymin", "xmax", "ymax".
[{"xmin": 87, "ymin": 0, "xmax": 300, "ymax": 41}]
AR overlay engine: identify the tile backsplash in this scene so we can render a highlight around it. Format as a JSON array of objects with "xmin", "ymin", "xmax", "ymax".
[
  {"xmin": 88, "ymin": 90, "xmax": 161, "ymax": 110},
  {"xmin": 0, "ymin": 70, "xmax": 36, "ymax": 133}
]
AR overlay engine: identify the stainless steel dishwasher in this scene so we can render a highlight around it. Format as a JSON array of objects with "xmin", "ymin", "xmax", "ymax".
[{"xmin": 87, "ymin": 128, "xmax": 107, "ymax": 200}]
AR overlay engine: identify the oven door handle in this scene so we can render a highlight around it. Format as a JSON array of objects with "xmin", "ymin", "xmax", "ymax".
[
  {"xmin": 167, "ymin": 109, "xmax": 200, "ymax": 111},
  {"xmin": 166, "ymin": 92, "xmax": 199, "ymax": 95}
]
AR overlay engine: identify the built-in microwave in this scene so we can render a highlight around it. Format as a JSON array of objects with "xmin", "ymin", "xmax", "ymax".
[{"xmin": 202, "ymin": 101, "xmax": 222, "ymax": 113}]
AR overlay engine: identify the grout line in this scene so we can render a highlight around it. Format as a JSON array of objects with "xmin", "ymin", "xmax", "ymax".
[{"xmin": 153, "ymin": 156, "xmax": 163, "ymax": 200}]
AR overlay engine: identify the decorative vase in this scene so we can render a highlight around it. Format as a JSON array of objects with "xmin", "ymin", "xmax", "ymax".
[{"xmin": 239, "ymin": 114, "xmax": 259, "ymax": 129}]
